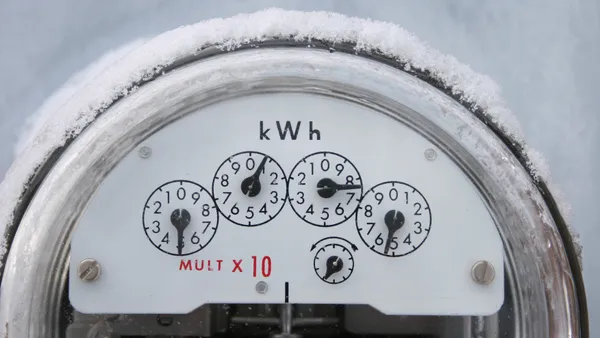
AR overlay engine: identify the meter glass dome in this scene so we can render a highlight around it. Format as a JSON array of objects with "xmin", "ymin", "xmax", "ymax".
[{"xmin": 0, "ymin": 12, "xmax": 586, "ymax": 338}]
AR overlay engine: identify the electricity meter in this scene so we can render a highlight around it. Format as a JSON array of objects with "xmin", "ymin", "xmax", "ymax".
[{"xmin": 0, "ymin": 10, "xmax": 586, "ymax": 338}]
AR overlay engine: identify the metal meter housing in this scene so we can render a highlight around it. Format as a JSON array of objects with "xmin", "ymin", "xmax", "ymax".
[{"xmin": 0, "ymin": 37, "xmax": 586, "ymax": 338}]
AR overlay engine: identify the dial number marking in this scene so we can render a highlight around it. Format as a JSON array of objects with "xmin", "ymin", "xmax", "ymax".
[
  {"xmin": 212, "ymin": 151, "xmax": 287, "ymax": 227},
  {"xmin": 288, "ymin": 151, "xmax": 362, "ymax": 227},
  {"xmin": 142, "ymin": 180, "xmax": 219, "ymax": 256},
  {"xmin": 356, "ymin": 181, "xmax": 431, "ymax": 257}
]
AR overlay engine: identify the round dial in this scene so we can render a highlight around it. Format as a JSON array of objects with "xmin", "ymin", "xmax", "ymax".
[
  {"xmin": 288, "ymin": 151, "xmax": 362, "ymax": 227},
  {"xmin": 356, "ymin": 181, "xmax": 432, "ymax": 257},
  {"xmin": 212, "ymin": 151, "xmax": 287, "ymax": 226},
  {"xmin": 142, "ymin": 180, "xmax": 219, "ymax": 256},
  {"xmin": 313, "ymin": 243, "xmax": 355, "ymax": 284}
]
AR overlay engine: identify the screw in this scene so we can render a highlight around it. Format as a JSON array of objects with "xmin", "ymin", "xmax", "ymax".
[
  {"xmin": 424, "ymin": 148, "xmax": 437, "ymax": 161},
  {"xmin": 157, "ymin": 315, "xmax": 174, "ymax": 327},
  {"xmin": 138, "ymin": 146, "xmax": 152, "ymax": 159},
  {"xmin": 471, "ymin": 260, "xmax": 495, "ymax": 285},
  {"xmin": 78, "ymin": 259, "xmax": 101, "ymax": 282},
  {"xmin": 255, "ymin": 281, "xmax": 268, "ymax": 294},
  {"xmin": 87, "ymin": 320, "xmax": 113, "ymax": 338}
]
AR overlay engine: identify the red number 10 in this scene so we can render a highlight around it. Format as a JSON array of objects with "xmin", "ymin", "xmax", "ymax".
[{"xmin": 252, "ymin": 255, "xmax": 272, "ymax": 277}]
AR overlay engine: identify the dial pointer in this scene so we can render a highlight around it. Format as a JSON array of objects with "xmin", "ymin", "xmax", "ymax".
[
  {"xmin": 323, "ymin": 255, "xmax": 344, "ymax": 280},
  {"xmin": 252, "ymin": 156, "xmax": 268, "ymax": 179},
  {"xmin": 241, "ymin": 156, "xmax": 269, "ymax": 197},
  {"xmin": 317, "ymin": 178, "xmax": 362, "ymax": 198},
  {"xmin": 383, "ymin": 209, "xmax": 405, "ymax": 254},
  {"xmin": 170, "ymin": 208, "xmax": 191, "ymax": 255}
]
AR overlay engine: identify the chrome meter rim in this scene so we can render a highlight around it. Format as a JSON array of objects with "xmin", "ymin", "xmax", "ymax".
[{"xmin": 0, "ymin": 43, "xmax": 586, "ymax": 337}]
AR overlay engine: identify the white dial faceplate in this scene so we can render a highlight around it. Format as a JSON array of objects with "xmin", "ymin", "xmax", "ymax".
[
  {"xmin": 69, "ymin": 92, "xmax": 504, "ymax": 316},
  {"xmin": 143, "ymin": 180, "xmax": 219, "ymax": 256},
  {"xmin": 356, "ymin": 181, "xmax": 431, "ymax": 257},
  {"xmin": 288, "ymin": 151, "xmax": 363, "ymax": 227},
  {"xmin": 212, "ymin": 151, "xmax": 288, "ymax": 227}
]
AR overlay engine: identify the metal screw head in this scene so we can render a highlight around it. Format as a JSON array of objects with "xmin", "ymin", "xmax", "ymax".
[
  {"xmin": 138, "ymin": 146, "xmax": 152, "ymax": 159},
  {"xmin": 156, "ymin": 315, "xmax": 174, "ymax": 327},
  {"xmin": 87, "ymin": 320, "xmax": 113, "ymax": 338},
  {"xmin": 471, "ymin": 260, "xmax": 495, "ymax": 285},
  {"xmin": 424, "ymin": 148, "xmax": 437, "ymax": 161},
  {"xmin": 255, "ymin": 281, "xmax": 268, "ymax": 294},
  {"xmin": 78, "ymin": 259, "xmax": 101, "ymax": 282}
]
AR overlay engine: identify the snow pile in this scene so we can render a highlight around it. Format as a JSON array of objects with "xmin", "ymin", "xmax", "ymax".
[
  {"xmin": 0, "ymin": 8, "xmax": 577, "ymax": 260},
  {"xmin": 14, "ymin": 38, "xmax": 149, "ymax": 157}
]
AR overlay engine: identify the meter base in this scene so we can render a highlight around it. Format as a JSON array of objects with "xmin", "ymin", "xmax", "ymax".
[{"xmin": 65, "ymin": 303, "xmax": 494, "ymax": 338}]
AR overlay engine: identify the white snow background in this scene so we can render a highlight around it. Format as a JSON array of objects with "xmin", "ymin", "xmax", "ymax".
[{"xmin": 0, "ymin": 0, "xmax": 598, "ymax": 333}]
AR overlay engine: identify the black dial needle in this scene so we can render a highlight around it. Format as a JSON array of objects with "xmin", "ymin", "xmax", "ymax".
[
  {"xmin": 316, "ymin": 178, "xmax": 362, "ymax": 198},
  {"xmin": 383, "ymin": 209, "xmax": 405, "ymax": 254},
  {"xmin": 241, "ymin": 156, "xmax": 269, "ymax": 197},
  {"xmin": 170, "ymin": 208, "xmax": 191, "ymax": 255},
  {"xmin": 323, "ymin": 255, "xmax": 344, "ymax": 280}
]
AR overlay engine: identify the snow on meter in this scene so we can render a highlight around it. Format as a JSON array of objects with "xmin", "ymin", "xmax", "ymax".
[{"xmin": 0, "ymin": 9, "xmax": 587, "ymax": 338}]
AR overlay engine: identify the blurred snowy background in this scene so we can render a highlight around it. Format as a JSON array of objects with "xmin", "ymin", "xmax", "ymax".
[{"xmin": 0, "ymin": 0, "xmax": 598, "ymax": 333}]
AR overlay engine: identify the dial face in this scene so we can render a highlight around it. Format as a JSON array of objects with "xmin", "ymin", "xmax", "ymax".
[
  {"xmin": 212, "ymin": 151, "xmax": 288, "ymax": 227},
  {"xmin": 142, "ymin": 180, "xmax": 219, "ymax": 256},
  {"xmin": 356, "ymin": 181, "xmax": 432, "ymax": 257},
  {"xmin": 288, "ymin": 151, "xmax": 362, "ymax": 227},
  {"xmin": 71, "ymin": 92, "xmax": 504, "ymax": 316},
  {"xmin": 313, "ymin": 243, "xmax": 355, "ymax": 284}
]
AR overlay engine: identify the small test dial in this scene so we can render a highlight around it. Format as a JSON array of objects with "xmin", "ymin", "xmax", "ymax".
[
  {"xmin": 212, "ymin": 151, "xmax": 287, "ymax": 227},
  {"xmin": 313, "ymin": 243, "xmax": 355, "ymax": 284},
  {"xmin": 288, "ymin": 151, "xmax": 362, "ymax": 227},
  {"xmin": 142, "ymin": 180, "xmax": 219, "ymax": 256},
  {"xmin": 356, "ymin": 181, "xmax": 432, "ymax": 257}
]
